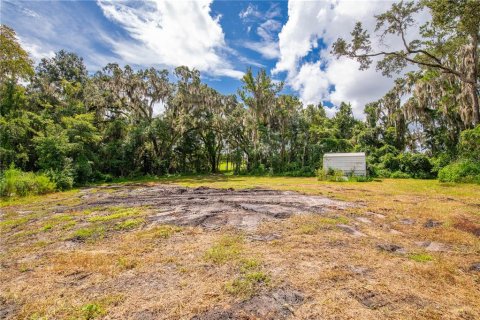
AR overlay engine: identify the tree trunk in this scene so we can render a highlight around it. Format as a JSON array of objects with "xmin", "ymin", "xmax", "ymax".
[
  {"xmin": 472, "ymin": 84, "xmax": 479, "ymax": 126},
  {"xmin": 470, "ymin": 34, "xmax": 479, "ymax": 126}
]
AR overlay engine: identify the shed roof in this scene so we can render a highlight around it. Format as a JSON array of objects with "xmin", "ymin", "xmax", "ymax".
[{"xmin": 323, "ymin": 152, "xmax": 365, "ymax": 157}]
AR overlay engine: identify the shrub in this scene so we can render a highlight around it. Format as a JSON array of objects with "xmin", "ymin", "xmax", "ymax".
[
  {"xmin": 459, "ymin": 125, "xmax": 480, "ymax": 161},
  {"xmin": 390, "ymin": 171, "xmax": 411, "ymax": 179},
  {"xmin": 317, "ymin": 168, "xmax": 347, "ymax": 182},
  {"xmin": 0, "ymin": 166, "xmax": 56, "ymax": 197},
  {"xmin": 45, "ymin": 166, "xmax": 74, "ymax": 191},
  {"xmin": 438, "ymin": 160, "xmax": 480, "ymax": 183},
  {"xmin": 398, "ymin": 153, "xmax": 433, "ymax": 179}
]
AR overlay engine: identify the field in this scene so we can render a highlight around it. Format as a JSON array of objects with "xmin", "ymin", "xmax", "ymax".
[{"xmin": 1, "ymin": 176, "xmax": 480, "ymax": 319}]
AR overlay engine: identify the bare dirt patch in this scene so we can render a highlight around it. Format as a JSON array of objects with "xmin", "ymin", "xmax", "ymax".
[
  {"xmin": 192, "ymin": 287, "xmax": 304, "ymax": 320},
  {"xmin": 74, "ymin": 185, "xmax": 352, "ymax": 230}
]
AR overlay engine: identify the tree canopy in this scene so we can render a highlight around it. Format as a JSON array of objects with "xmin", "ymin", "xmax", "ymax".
[{"xmin": 1, "ymin": 0, "xmax": 479, "ymax": 189}]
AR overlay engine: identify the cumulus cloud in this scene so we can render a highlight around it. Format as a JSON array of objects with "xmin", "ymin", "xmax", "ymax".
[
  {"xmin": 97, "ymin": 0, "xmax": 243, "ymax": 79},
  {"xmin": 275, "ymin": 0, "xmax": 427, "ymax": 118}
]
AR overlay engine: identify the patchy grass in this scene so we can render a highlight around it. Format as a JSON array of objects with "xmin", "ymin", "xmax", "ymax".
[
  {"xmin": 81, "ymin": 302, "xmax": 105, "ymax": 320},
  {"xmin": 70, "ymin": 226, "xmax": 106, "ymax": 242},
  {"xmin": 205, "ymin": 235, "xmax": 243, "ymax": 264},
  {"xmin": 115, "ymin": 218, "xmax": 145, "ymax": 230},
  {"xmin": 87, "ymin": 207, "xmax": 144, "ymax": 223},
  {"xmin": 136, "ymin": 225, "xmax": 183, "ymax": 239},
  {"xmin": 1, "ymin": 176, "xmax": 479, "ymax": 319},
  {"xmin": 409, "ymin": 253, "xmax": 434, "ymax": 262},
  {"xmin": 225, "ymin": 258, "xmax": 270, "ymax": 298},
  {"xmin": 295, "ymin": 215, "xmax": 349, "ymax": 235}
]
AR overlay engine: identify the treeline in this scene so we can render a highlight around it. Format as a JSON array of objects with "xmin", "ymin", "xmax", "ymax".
[{"xmin": 1, "ymin": 0, "xmax": 479, "ymax": 194}]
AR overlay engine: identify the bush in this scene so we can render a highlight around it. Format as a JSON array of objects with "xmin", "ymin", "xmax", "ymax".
[
  {"xmin": 390, "ymin": 171, "xmax": 411, "ymax": 179},
  {"xmin": 0, "ymin": 166, "xmax": 56, "ymax": 197},
  {"xmin": 459, "ymin": 125, "xmax": 480, "ymax": 161},
  {"xmin": 45, "ymin": 167, "xmax": 74, "ymax": 190},
  {"xmin": 317, "ymin": 168, "xmax": 347, "ymax": 182},
  {"xmin": 438, "ymin": 160, "xmax": 480, "ymax": 183},
  {"xmin": 398, "ymin": 153, "xmax": 433, "ymax": 179}
]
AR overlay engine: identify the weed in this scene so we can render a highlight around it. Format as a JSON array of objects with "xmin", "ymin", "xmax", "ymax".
[
  {"xmin": 409, "ymin": 253, "xmax": 434, "ymax": 262},
  {"xmin": 226, "ymin": 259, "xmax": 269, "ymax": 297},
  {"xmin": 240, "ymin": 258, "xmax": 261, "ymax": 272},
  {"xmin": 42, "ymin": 223, "xmax": 53, "ymax": 232},
  {"xmin": 81, "ymin": 303, "xmax": 105, "ymax": 320}
]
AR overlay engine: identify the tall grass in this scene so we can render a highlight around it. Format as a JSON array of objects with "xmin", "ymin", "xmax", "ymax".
[{"xmin": 0, "ymin": 166, "xmax": 56, "ymax": 197}]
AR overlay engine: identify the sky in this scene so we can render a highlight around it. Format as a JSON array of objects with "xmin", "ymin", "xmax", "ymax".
[{"xmin": 1, "ymin": 0, "xmax": 423, "ymax": 118}]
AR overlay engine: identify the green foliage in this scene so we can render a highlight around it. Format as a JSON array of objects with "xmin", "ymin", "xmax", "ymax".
[
  {"xmin": 438, "ymin": 160, "xmax": 480, "ymax": 184},
  {"xmin": 0, "ymin": 25, "xmax": 34, "ymax": 83},
  {"xmin": 317, "ymin": 168, "xmax": 347, "ymax": 182},
  {"xmin": 390, "ymin": 171, "xmax": 411, "ymax": 179},
  {"xmin": 0, "ymin": 166, "xmax": 56, "ymax": 197},
  {"xmin": 459, "ymin": 125, "xmax": 480, "ymax": 161},
  {"xmin": 81, "ymin": 303, "xmax": 105, "ymax": 320},
  {"xmin": 0, "ymin": 21, "xmax": 477, "ymax": 186}
]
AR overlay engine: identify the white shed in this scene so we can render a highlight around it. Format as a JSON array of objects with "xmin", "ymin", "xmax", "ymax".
[{"xmin": 323, "ymin": 152, "xmax": 366, "ymax": 176}]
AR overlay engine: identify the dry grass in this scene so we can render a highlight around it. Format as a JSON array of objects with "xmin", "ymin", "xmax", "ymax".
[{"xmin": 1, "ymin": 177, "xmax": 479, "ymax": 319}]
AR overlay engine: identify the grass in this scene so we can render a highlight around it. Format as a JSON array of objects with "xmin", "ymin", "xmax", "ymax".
[
  {"xmin": 115, "ymin": 218, "xmax": 145, "ymax": 230},
  {"xmin": 409, "ymin": 253, "xmax": 434, "ymax": 262},
  {"xmin": 81, "ymin": 303, "xmax": 105, "ymax": 320},
  {"xmin": 225, "ymin": 258, "xmax": 270, "ymax": 298},
  {"xmin": 87, "ymin": 207, "xmax": 144, "ymax": 222},
  {"xmin": 1, "ymin": 176, "xmax": 479, "ymax": 319},
  {"xmin": 295, "ymin": 215, "xmax": 350, "ymax": 235},
  {"xmin": 136, "ymin": 225, "xmax": 183, "ymax": 239},
  {"xmin": 205, "ymin": 235, "xmax": 243, "ymax": 264},
  {"xmin": 70, "ymin": 226, "xmax": 106, "ymax": 241}
]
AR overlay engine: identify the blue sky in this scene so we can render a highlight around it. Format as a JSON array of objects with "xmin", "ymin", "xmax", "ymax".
[{"xmin": 1, "ymin": 0, "xmax": 416, "ymax": 118}]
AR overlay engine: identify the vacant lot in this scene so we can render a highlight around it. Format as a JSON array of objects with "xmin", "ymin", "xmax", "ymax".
[{"xmin": 1, "ymin": 177, "xmax": 479, "ymax": 319}]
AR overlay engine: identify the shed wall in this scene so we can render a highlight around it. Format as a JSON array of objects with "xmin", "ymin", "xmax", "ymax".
[{"xmin": 323, "ymin": 154, "xmax": 366, "ymax": 176}]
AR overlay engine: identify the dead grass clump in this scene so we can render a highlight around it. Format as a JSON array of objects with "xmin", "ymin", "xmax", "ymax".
[
  {"xmin": 135, "ymin": 224, "xmax": 183, "ymax": 239},
  {"xmin": 50, "ymin": 251, "xmax": 118, "ymax": 275},
  {"xmin": 294, "ymin": 215, "xmax": 349, "ymax": 235},
  {"xmin": 454, "ymin": 217, "xmax": 480, "ymax": 237}
]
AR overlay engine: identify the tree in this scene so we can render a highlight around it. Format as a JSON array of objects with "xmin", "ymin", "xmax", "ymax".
[
  {"xmin": 0, "ymin": 25, "xmax": 34, "ymax": 84},
  {"xmin": 332, "ymin": 0, "xmax": 480, "ymax": 126}
]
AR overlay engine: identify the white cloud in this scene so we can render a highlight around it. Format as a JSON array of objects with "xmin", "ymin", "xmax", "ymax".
[
  {"xmin": 18, "ymin": 38, "xmax": 55, "ymax": 62},
  {"xmin": 239, "ymin": 3, "xmax": 262, "ymax": 20},
  {"xmin": 97, "ymin": 0, "xmax": 243, "ymax": 79},
  {"xmin": 240, "ymin": 4, "xmax": 282, "ymax": 60},
  {"xmin": 275, "ymin": 0, "xmax": 428, "ymax": 118}
]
